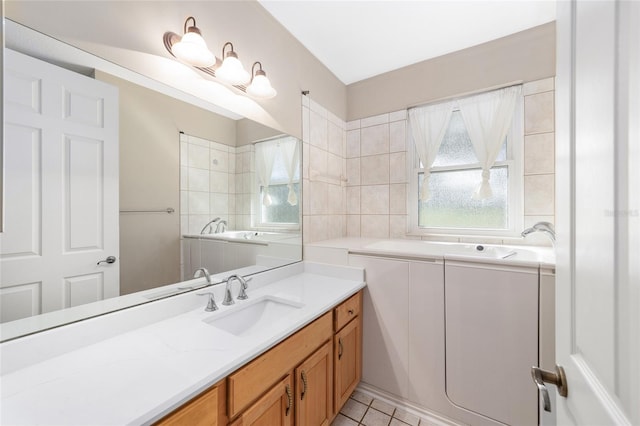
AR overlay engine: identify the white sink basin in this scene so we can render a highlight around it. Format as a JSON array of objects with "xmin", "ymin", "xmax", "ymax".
[
  {"xmin": 445, "ymin": 244, "xmax": 517, "ymax": 259},
  {"xmin": 204, "ymin": 296, "xmax": 304, "ymax": 337}
]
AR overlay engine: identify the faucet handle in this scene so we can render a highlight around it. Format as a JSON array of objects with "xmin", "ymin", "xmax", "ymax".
[
  {"xmin": 237, "ymin": 277, "xmax": 252, "ymax": 300},
  {"xmin": 197, "ymin": 292, "xmax": 218, "ymax": 312}
]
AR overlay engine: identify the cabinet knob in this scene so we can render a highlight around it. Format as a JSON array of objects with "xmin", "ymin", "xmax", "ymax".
[{"xmin": 348, "ymin": 309, "xmax": 354, "ymax": 315}]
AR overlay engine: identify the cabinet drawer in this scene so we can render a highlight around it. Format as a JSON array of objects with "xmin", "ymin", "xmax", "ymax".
[
  {"xmin": 334, "ymin": 291, "xmax": 361, "ymax": 332},
  {"xmin": 227, "ymin": 311, "xmax": 333, "ymax": 419}
]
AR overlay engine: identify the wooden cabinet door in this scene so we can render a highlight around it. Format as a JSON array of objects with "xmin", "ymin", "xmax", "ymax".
[
  {"xmin": 334, "ymin": 316, "xmax": 362, "ymax": 412},
  {"xmin": 295, "ymin": 341, "xmax": 333, "ymax": 426},
  {"xmin": 230, "ymin": 375, "xmax": 293, "ymax": 426},
  {"xmin": 156, "ymin": 381, "xmax": 226, "ymax": 426}
]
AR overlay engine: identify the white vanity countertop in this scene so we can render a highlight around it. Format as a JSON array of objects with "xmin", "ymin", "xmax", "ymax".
[
  {"xmin": 306, "ymin": 237, "xmax": 556, "ymax": 268},
  {"xmin": 0, "ymin": 262, "xmax": 365, "ymax": 426}
]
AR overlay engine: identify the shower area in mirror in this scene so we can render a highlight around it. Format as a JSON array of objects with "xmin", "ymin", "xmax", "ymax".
[{"xmin": 179, "ymin": 132, "xmax": 302, "ymax": 280}]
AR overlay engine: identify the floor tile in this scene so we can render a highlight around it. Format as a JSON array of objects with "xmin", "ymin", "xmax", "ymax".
[
  {"xmin": 393, "ymin": 409, "xmax": 420, "ymax": 426},
  {"xmin": 371, "ymin": 398, "xmax": 396, "ymax": 415},
  {"xmin": 340, "ymin": 398, "xmax": 368, "ymax": 422},
  {"xmin": 362, "ymin": 407, "xmax": 392, "ymax": 426},
  {"xmin": 390, "ymin": 419, "xmax": 411, "ymax": 426},
  {"xmin": 350, "ymin": 390, "xmax": 374, "ymax": 405},
  {"xmin": 332, "ymin": 413, "xmax": 359, "ymax": 426}
]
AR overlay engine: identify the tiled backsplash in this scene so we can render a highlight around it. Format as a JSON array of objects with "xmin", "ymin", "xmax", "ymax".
[{"xmin": 303, "ymin": 77, "xmax": 556, "ymax": 246}]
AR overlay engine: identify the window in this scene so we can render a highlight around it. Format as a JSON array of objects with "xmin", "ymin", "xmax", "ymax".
[
  {"xmin": 254, "ymin": 137, "xmax": 301, "ymax": 229},
  {"xmin": 408, "ymin": 86, "xmax": 523, "ymax": 236}
]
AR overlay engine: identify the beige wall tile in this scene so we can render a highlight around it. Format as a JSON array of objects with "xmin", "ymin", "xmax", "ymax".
[
  {"xmin": 327, "ymin": 184, "xmax": 345, "ymax": 215},
  {"xmin": 361, "ymin": 113, "xmax": 389, "ymax": 128},
  {"xmin": 308, "ymin": 180, "xmax": 328, "ymax": 215},
  {"xmin": 346, "ymin": 130, "xmax": 361, "ymax": 158},
  {"xmin": 523, "ymin": 77, "xmax": 554, "ymax": 96},
  {"xmin": 361, "ymin": 215, "xmax": 390, "ymax": 238},
  {"xmin": 361, "ymin": 124, "xmax": 390, "ymax": 156},
  {"xmin": 310, "ymin": 145, "xmax": 328, "ymax": 175},
  {"xmin": 390, "ymin": 121, "xmax": 407, "ymax": 153},
  {"xmin": 346, "ymin": 158, "xmax": 361, "ymax": 186},
  {"xmin": 389, "ymin": 110, "xmax": 408, "ymax": 122},
  {"xmin": 525, "ymin": 91, "xmax": 555, "ymax": 134},
  {"xmin": 309, "ymin": 99, "xmax": 328, "ymax": 118},
  {"xmin": 389, "ymin": 184, "xmax": 407, "ymax": 215},
  {"xmin": 525, "ymin": 132, "xmax": 555, "ymax": 175},
  {"xmin": 327, "ymin": 152, "xmax": 343, "ymax": 180},
  {"xmin": 302, "ymin": 178, "xmax": 310, "ymax": 215},
  {"xmin": 347, "ymin": 186, "xmax": 361, "ymax": 214},
  {"xmin": 361, "ymin": 185, "xmax": 390, "ymax": 215},
  {"xmin": 347, "ymin": 119, "xmax": 361, "ymax": 131},
  {"xmin": 307, "ymin": 215, "xmax": 329, "ymax": 243},
  {"xmin": 347, "ymin": 215, "xmax": 361, "ymax": 237},
  {"xmin": 326, "ymin": 215, "xmax": 346, "ymax": 240},
  {"xmin": 302, "ymin": 106, "xmax": 310, "ymax": 143},
  {"xmin": 389, "ymin": 215, "xmax": 407, "ymax": 238},
  {"xmin": 188, "ymin": 143, "xmax": 209, "ymax": 169},
  {"xmin": 328, "ymin": 121, "xmax": 344, "ymax": 156},
  {"xmin": 361, "ymin": 154, "xmax": 390, "ymax": 185},
  {"xmin": 302, "ymin": 142, "xmax": 310, "ymax": 179},
  {"xmin": 524, "ymin": 174, "xmax": 555, "ymax": 215},
  {"xmin": 210, "ymin": 171, "xmax": 228, "ymax": 193},
  {"xmin": 390, "ymin": 152, "xmax": 407, "ymax": 183},
  {"xmin": 188, "ymin": 168, "xmax": 209, "ymax": 192},
  {"xmin": 310, "ymin": 109, "xmax": 328, "ymax": 150}
]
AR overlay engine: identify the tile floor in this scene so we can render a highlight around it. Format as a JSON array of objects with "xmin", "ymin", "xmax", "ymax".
[{"xmin": 332, "ymin": 390, "xmax": 438, "ymax": 426}]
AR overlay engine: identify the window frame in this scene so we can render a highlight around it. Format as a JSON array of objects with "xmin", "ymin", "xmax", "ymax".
[{"xmin": 407, "ymin": 93, "xmax": 524, "ymax": 238}]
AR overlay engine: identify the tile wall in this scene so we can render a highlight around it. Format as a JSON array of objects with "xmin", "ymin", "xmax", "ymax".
[
  {"xmin": 341, "ymin": 77, "xmax": 556, "ymax": 245},
  {"xmin": 301, "ymin": 96, "xmax": 348, "ymax": 244},
  {"xmin": 179, "ymin": 133, "xmax": 238, "ymax": 235}
]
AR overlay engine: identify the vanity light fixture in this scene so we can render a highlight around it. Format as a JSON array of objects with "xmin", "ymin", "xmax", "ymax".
[
  {"xmin": 215, "ymin": 42, "xmax": 251, "ymax": 85},
  {"xmin": 170, "ymin": 16, "xmax": 216, "ymax": 67},
  {"xmin": 163, "ymin": 17, "xmax": 276, "ymax": 99},
  {"xmin": 247, "ymin": 62, "xmax": 277, "ymax": 99}
]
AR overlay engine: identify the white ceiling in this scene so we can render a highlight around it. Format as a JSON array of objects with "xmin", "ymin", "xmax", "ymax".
[{"xmin": 258, "ymin": 1, "xmax": 556, "ymax": 85}]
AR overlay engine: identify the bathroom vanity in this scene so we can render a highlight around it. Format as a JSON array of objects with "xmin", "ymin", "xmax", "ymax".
[
  {"xmin": 307, "ymin": 238, "xmax": 555, "ymax": 426},
  {"xmin": 0, "ymin": 262, "xmax": 364, "ymax": 425}
]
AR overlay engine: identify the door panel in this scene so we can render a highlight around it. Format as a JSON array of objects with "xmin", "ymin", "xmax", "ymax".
[{"xmin": 555, "ymin": 0, "xmax": 639, "ymax": 424}]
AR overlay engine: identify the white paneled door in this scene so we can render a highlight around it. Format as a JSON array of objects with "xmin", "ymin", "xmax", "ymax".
[
  {"xmin": 554, "ymin": 1, "xmax": 639, "ymax": 425},
  {"xmin": 1, "ymin": 49, "xmax": 119, "ymax": 323}
]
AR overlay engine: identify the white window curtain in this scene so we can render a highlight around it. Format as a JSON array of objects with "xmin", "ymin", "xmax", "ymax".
[
  {"xmin": 408, "ymin": 101, "xmax": 455, "ymax": 201},
  {"xmin": 458, "ymin": 85, "xmax": 522, "ymax": 200},
  {"xmin": 255, "ymin": 140, "xmax": 278, "ymax": 206},
  {"xmin": 280, "ymin": 137, "xmax": 300, "ymax": 206}
]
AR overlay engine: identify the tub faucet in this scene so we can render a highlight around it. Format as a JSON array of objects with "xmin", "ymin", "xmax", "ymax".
[
  {"xmin": 521, "ymin": 222, "xmax": 556, "ymax": 245},
  {"xmin": 222, "ymin": 274, "xmax": 251, "ymax": 305},
  {"xmin": 193, "ymin": 267, "xmax": 212, "ymax": 285},
  {"xmin": 214, "ymin": 220, "xmax": 228, "ymax": 234},
  {"xmin": 200, "ymin": 218, "xmax": 221, "ymax": 234}
]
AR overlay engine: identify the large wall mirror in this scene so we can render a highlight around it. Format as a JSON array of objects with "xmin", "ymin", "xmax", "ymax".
[{"xmin": 0, "ymin": 20, "xmax": 302, "ymax": 342}]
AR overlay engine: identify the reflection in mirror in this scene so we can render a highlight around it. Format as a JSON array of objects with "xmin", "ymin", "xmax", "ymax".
[{"xmin": 0, "ymin": 20, "xmax": 302, "ymax": 342}]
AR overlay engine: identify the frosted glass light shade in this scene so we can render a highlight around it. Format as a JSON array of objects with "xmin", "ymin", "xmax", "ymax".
[
  {"xmin": 216, "ymin": 55, "xmax": 250, "ymax": 85},
  {"xmin": 247, "ymin": 73, "xmax": 277, "ymax": 99},
  {"xmin": 172, "ymin": 32, "xmax": 215, "ymax": 67}
]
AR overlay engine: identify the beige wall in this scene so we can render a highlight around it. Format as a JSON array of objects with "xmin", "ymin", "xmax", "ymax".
[
  {"xmin": 95, "ymin": 71, "xmax": 237, "ymax": 295},
  {"xmin": 5, "ymin": 1, "xmax": 347, "ymax": 137},
  {"xmin": 347, "ymin": 23, "xmax": 556, "ymax": 120}
]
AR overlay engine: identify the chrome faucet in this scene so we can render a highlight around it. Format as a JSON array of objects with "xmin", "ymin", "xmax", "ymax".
[
  {"xmin": 200, "ymin": 217, "xmax": 221, "ymax": 234},
  {"xmin": 214, "ymin": 220, "xmax": 228, "ymax": 234},
  {"xmin": 222, "ymin": 274, "xmax": 251, "ymax": 305},
  {"xmin": 521, "ymin": 222, "xmax": 556, "ymax": 245},
  {"xmin": 193, "ymin": 267, "xmax": 212, "ymax": 285},
  {"xmin": 193, "ymin": 268, "xmax": 218, "ymax": 311}
]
